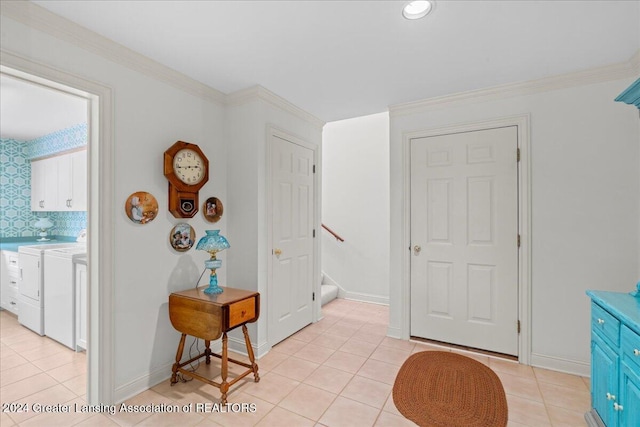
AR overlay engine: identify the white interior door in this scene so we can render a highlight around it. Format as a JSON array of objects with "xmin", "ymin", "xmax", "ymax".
[
  {"xmin": 270, "ymin": 135, "xmax": 315, "ymax": 345},
  {"xmin": 410, "ymin": 126, "xmax": 519, "ymax": 356}
]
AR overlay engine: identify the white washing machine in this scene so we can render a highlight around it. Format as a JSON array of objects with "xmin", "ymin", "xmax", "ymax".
[
  {"xmin": 18, "ymin": 242, "xmax": 84, "ymax": 335},
  {"xmin": 44, "ymin": 245, "xmax": 87, "ymax": 349}
]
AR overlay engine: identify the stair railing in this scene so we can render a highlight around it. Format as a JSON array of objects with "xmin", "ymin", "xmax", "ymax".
[{"xmin": 321, "ymin": 224, "xmax": 345, "ymax": 242}]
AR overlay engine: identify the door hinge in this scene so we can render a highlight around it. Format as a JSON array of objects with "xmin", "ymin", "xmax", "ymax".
[
  {"xmin": 517, "ymin": 320, "xmax": 521, "ymax": 334},
  {"xmin": 312, "ymin": 292, "xmax": 315, "ymax": 301},
  {"xmin": 517, "ymin": 148, "xmax": 521, "ymax": 162},
  {"xmin": 313, "ymin": 229, "xmax": 316, "ymax": 238},
  {"xmin": 517, "ymin": 235, "xmax": 521, "ymax": 247},
  {"xmin": 313, "ymin": 165, "xmax": 316, "ymax": 174}
]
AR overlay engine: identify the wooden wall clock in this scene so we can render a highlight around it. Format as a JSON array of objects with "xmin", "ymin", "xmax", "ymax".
[{"xmin": 164, "ymin": 141, "xmax": 209, "ymax": 218}]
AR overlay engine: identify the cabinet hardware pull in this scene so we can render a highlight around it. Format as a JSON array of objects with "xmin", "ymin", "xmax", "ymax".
[
  {"xmin": 597, "ymin": 318, "xmax": 605, "ymax": 324},
  {"xmin": 10, "ymin": 301, "xmax": 16, "ymax": 305},
  {"xmin": 634, "ymin": 349, "xmax": 640, "ymax": 356},
  {"xmin": 606, "ymin": 392, "xmax": 616, "ymax": 400},
  {"xmin": 613, "ymin": 403, "xmax": 623, "ymax": 411}
]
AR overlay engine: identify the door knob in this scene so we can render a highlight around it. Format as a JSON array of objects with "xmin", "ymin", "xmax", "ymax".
[
  {"xmin": 413, "ymin": 245, "xmax": 422, "ymax": 255},
  {"xmin": 274, "ymin": 248, "xmax": 282, "ymax": 257}
]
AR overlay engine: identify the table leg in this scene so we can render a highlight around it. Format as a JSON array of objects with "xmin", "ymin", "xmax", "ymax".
[
  {"xmin": 170, "ymin": 333, "xmax": 187, "ymax": 384},
  {"xmin": 242, "ymin": 324, "xmax": 260, "ymax": 382},
  {"xmin": 220, "ymin": 332, "xmax": 229, "ymax": 404},
  {"xmin": 204, "ymin": 340, "xmax": 211, "ymax": 365}
]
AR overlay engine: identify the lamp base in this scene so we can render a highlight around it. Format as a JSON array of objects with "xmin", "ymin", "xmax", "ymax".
[
  {"xmin": 203, "ymin": 284, "xmax": 223, "ymax": 295},
  {"xmin": 203, "ymin": 268, "xmax": 223, "ymax": 295},
  {"xmin": 37, "ymin": 237, "xmax": 51, "ymax": 241}
]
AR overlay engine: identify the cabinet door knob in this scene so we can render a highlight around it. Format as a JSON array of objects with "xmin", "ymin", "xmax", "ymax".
[
  {"xmin": 606, "ymin": 392, "xmax": 616, "ymax": 401},
  {"xmin": 634, "ymin": 349, "xmax": 640, "ymax": 356},
  {"xmin": 613, "ymin": 403, "xmax": 623, "ymax": 411},
  {"xmin": 597, "ymin": 318, "xmax": 605, "ymax": 324}
]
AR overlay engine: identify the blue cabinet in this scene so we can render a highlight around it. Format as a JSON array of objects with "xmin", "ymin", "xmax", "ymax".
[{"xmin": 586, "ymin": 291, "xmax": 640, "ymax": 427}]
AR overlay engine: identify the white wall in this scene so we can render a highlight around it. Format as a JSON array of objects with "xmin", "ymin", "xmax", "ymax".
[
  {"xmin": 1, "ymin": 10, "xmax": 226, "ymax": 401},
  {"xmin": 2, "ymin": 5, "xmax": 324, "ymax": 402},
  {"xmin": 389, "ymin": 76, "xmax": 640, "ymax": 375},
  {"xmin": 322, "ymin": 112, "xmax": 390, "ymax": 304}
]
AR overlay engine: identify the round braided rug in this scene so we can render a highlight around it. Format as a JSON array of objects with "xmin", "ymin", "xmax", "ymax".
[{"xmin": 392, "ymin": 351, "xmax": 508, "ymax": 427}]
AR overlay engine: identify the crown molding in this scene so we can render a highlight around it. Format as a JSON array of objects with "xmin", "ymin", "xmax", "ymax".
[
  {"xmin": 390, "ymin": 50, "xmax": 640, "ymax": 117},
  {"xmin": 226, "ymin": 85, "xmax": 325, "ymax": 129},
  {"xmin": 1, "ymin": 0, "xmax": 226, "ymax": 104}
]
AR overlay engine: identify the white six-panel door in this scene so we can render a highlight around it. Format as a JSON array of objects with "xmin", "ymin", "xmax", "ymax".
[
  {"xmin": 410, "ymin": 126, "xmax": 519, "ymax": 356},
  {"xmin": 270, "ymin": 134, "xmax": 315, "ymax": 345}
]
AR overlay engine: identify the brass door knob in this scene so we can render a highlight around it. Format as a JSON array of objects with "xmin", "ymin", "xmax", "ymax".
[{"xmin": 274, "ymin": 248, "xmax": 282, "ymax": 256}]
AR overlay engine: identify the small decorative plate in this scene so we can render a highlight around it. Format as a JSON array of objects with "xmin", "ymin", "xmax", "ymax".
[
  {"xmin": 125, "ymin": 191, "xmax": 158, "ymax": 224},
  {"xmin": 203, "ymin": 197, "xmax": 223, "ymax": 223},
  {"xmin": 169, "ymin": 223, "xmax": 195, "ymax": 252}
]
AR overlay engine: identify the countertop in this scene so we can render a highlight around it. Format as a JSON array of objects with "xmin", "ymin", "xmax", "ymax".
[{"xmin": 0, "ymin": 236, "xmax": 78, "ymax": 253}]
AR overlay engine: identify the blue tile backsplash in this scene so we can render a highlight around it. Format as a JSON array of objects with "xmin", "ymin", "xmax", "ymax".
[{"xmin": 0, "ymin": 124, "xmax": 87, "ymax": 239}]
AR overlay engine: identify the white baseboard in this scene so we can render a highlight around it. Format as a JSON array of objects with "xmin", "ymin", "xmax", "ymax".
[
  {"xmin": 343, "ymin": 292, "xmax": 389, "ymax": 306},
  {"xmin": 321, "ymin": 271, "xmax": 389, "ymax": 305},
  {"xmin": 387, "ymin": 325, "xmax": 402, "ymax": 339},
  {"xmin": 321, "ymin": 271, "xmax": 340, "ymax": 289},
  {"xmin": 530, "ymin": 352, "xmax": 590, "ymax": 377},
  {"xmin": 114, "ymin": 362, "xmax": 174, "ymax": 404},
  {"xmin": 113, "ymin": 337, "xmax": 270, "ymax": 404},
  {"xmin": 228, "ymin": 336, "xmax": 270, "ymax": 359}
]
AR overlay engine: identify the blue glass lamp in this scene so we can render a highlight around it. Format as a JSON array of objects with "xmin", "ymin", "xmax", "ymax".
[
  {"xmin": 34, "ymin": 217, "xmax": 54, "ymax": 241},
  {"xmin": 196, "ymin": 230, "xmax": 230, "ymax": 295}
]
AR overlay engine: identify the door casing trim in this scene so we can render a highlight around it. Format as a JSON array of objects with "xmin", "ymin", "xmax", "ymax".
[
  {"xmin": 1, "ymin": 49, "xmax": 115, "ymax": 403},
  {"xmin": 400, "ymin": 114, "xmax": 531, "ymax": 365}
]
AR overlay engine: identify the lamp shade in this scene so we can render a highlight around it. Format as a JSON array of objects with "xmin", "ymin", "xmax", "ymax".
[
  {"xmin": 196, "ymin": 230, "xmax": 230, "ymax": 253},
  {"xmin": 34, "ymin": 217, "xmax": 53, "ymax": 230}
]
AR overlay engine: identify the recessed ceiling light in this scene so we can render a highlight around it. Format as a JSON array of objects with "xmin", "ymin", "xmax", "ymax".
[{"xmin": 402, "ymin": 1, "xmax": 435, "ymax": 20}]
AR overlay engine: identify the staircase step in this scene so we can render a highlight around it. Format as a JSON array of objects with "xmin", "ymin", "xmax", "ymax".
[{"xmin": 321, "ymin": 284, "xmax": 338, "ymax": 306}]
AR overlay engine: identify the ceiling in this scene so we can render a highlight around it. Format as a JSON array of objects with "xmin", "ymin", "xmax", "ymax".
[
  {"xmin": 3, "ymin": 1, "xmax": 640, "ymax": 130},
  {"xmin": 0, "ymin": 74, "xmax": 87, "ymax": 141}
]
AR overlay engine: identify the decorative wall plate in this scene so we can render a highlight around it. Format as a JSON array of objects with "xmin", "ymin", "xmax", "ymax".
[
  {"xmin": 169, "ymin": 223, "xmax": 195, "ymax": 252},
  {"xmin": 125, "ymin": 191, "xmax": 158, "ymax": 224},
  {"xmin": 203, "ymin": 197, "xmax": 223, "ymax": 223}
]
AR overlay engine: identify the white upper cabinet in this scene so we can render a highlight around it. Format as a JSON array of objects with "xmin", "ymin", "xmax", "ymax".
[
  {"xmin": 30, "ymin": 149, "xmax": 87, "ymax": 212},
  {"xmin": 57, "ymin": 150, "xmax": 87, "ymax": 211},
  {"xmin": 30, "ymin": 156, "xmax": 59, "ymax": 212}
]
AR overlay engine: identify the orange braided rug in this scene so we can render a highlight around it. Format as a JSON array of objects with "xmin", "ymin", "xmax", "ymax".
[{"xmin": 392, "ymin": 351, "xmax": 508, "ymax": 427}]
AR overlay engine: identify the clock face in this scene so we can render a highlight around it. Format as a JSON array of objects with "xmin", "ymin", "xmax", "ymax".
[{"xmin": 173, "ymin": 148, "xmax": 205, "ymax": 185}]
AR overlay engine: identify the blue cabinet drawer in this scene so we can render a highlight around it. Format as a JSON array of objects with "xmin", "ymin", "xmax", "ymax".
[
  {"xmin": 592, "ymin": 302, "xmax": 620, "ymax": 347},
  {"xmin": 621, "ymin": 325, "xmax": 640, "ymax": 371}
]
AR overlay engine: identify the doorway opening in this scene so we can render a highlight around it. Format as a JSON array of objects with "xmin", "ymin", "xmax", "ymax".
[{"xmin": 0, "ymin": 54, "xmax": 114, "ymax": 404}]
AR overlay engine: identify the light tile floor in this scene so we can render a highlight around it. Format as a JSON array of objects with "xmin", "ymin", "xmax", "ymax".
[{"xmin": 1, "ymin": 299, "xmax": 590, "ymax": 426}]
